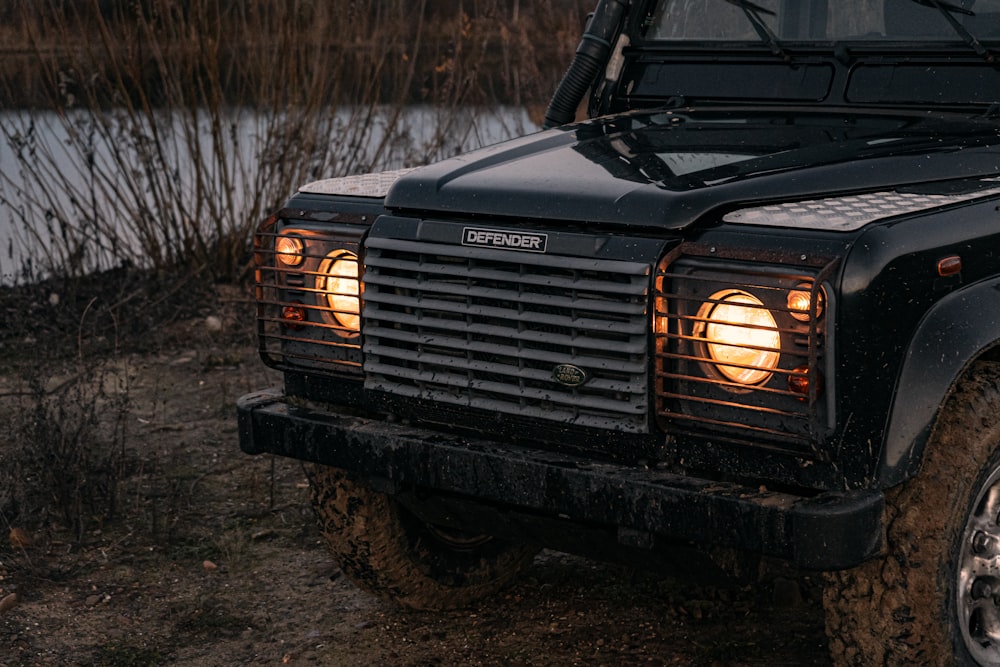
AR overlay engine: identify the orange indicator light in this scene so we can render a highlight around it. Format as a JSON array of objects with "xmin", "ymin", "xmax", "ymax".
[
  {"xmin": 276, "ymin": 235, "xmax": 305, "ymax": 267},
  {"xmin": 937, "ymin": 255, "xmax": 962, "ymax": 277}
]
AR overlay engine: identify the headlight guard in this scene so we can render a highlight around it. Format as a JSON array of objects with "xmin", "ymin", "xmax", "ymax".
[
  {"xmin": 654, "ymin": 244, "xmax": 838, "ymax": 455},
  {"xmin": 255, "ymin": 217, "xmax": 366, "ymax": 377}
]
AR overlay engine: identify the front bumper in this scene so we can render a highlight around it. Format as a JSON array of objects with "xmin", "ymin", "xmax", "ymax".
[{"xmin": 237, "ymin": 387, "xmax": 884, "ymax": 570}]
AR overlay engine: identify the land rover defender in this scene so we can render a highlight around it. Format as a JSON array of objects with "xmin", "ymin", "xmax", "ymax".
[{"xmin": 238, "ymin": 1, "xmax": 1000, "ymax": 663}]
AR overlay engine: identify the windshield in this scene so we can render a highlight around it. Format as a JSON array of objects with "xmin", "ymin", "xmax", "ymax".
[{"xmin": 648, "ymin": 0, "xmax": 1000, "ymax": 42}]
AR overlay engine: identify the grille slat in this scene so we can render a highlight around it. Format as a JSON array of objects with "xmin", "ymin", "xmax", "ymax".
[
  {"xmin": 366, "ymin": 349, "xmax": 646, "ymax": 394},
  {"xmin": 365, "ymin": 294, "xmax": 645, "ymax": 338},
  {"xmin": 363, "ymin": 232, "xmax": 652, "ymax": 433},
  {"xmin": 366, "ymin": 361, "xmax": 646, "ymax": 412},
  {"xmin": 364, "ymin": 325, "xmax": 647, "ymax": 370},
  {"xmin": 364, "ymin": 275, "xmax": 648, "ymax": 317}
]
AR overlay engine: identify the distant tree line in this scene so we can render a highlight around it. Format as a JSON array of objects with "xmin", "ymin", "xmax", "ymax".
[
  {"xmin": 0, "ymin": 0, "xmax": 592, "ymax": 109},
  {"xmin": 0, "ymin": 0, "xmax": 595, "ymax": 283}
]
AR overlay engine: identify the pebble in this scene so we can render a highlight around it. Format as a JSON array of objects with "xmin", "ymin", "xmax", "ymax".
[
  {"xmin": 171, "ymin": 353, "xmax": 197, "ymax": 366},
  {"xmin": 0, "ymin": 593, "xmax": 18, "ymax": 615}
]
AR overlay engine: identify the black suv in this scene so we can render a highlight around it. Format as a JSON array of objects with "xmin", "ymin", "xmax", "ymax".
[{"xmin": 238, "ymin": 1, "xmax": 1000, "ymax": 663}]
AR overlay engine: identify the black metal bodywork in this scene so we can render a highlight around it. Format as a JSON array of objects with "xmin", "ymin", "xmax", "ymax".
[{"xmin": 239, "ymin": 0, "xmax": 1000, "ymax": 571}]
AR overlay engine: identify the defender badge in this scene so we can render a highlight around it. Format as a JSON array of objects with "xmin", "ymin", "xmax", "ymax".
[
  {"xmin": 462, "ymin": 227, "xmax": 548, "ymax": 253},
  {"xmin": 553, "ymin": 364, "xmax": 588, "ymax": 388}
]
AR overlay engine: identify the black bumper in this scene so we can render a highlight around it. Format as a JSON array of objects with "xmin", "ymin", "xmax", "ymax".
[{"xmin": 238, "ymin": 388, "xmax": 884, "ymax": 570}]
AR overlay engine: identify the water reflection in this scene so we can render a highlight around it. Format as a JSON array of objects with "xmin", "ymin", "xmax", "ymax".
[{"xmin": 0, "ymin": 105, "xmax": 535, "ymax": 284}]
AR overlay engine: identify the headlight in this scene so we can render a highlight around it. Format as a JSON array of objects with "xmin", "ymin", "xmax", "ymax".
[
  {"xmin": 694, "ymin": 289, "xmax": 780, "ymax": 385},
  {"xmin": 318, "ymin": 249, "xmax": 361, "ymax": 334}
]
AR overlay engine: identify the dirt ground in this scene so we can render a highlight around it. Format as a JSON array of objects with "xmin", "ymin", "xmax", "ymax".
[{"xmin": 0, "ymin": 283, "xmax": 833, "ymax": 667}]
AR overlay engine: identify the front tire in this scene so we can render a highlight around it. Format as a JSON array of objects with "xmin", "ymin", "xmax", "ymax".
[
  {"xmin": 824, "ymin": 361, "xmax": 1000, "ymax": 666},
  {"xmin": 307, "ymin": 465, "xmax": 538, "ymax": 610}
]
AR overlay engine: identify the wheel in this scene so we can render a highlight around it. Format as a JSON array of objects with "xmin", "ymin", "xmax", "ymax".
[
  {"xmin": 307, "ymin": 464, "xmax": 538, "ymax": 610},
  {"xmin": 824, "ymin": 361, "xmax": 1000, "ymax": 666}
]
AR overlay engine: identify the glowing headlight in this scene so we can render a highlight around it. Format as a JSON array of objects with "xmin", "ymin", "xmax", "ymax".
[
  {"xmin": 695, "ymin": 290, "xmax": 780, "ymax": 385},
  {"xmin": 318, "ymin": 250, "xmax": 360, "ymax": 334},
  {"xmin": 275, "ymin": 234, "xmax": 304, "ymax": 267}
]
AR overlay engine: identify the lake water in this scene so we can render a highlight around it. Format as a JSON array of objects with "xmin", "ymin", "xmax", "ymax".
[{"xmin": 0, "ymin": 106, "xmax": 538, "ymax": 284}]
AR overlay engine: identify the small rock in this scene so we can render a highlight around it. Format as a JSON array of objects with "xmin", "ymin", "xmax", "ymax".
[
  {"xmin": 85, "ymin": 594, "xmax": 102, "ymax": 607},
  {"xmin": 202, "ymin": 560, "xmax": 219, "ymax": 571},
  {"xmin": 48, "ymin": 292, "xmax": 59, "ymax": 306},
  {"xmin": 205, "ymin": 315, "xmax": 223, "ymax": 333},
  {"xmin": 0, "ymin": 593, "xmax": 18, "ymax": 615}
]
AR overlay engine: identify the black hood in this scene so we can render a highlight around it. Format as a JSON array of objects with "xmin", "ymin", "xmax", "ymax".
[{"xmin": 386, "ymin": 108, "xmax": 1000, "ymax": 229}]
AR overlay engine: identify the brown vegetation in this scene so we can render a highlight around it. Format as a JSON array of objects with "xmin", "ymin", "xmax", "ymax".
[
  {"xmin": 0, "ymin": 1, "xmax": 589, "ymax": 110},
  {"xmin": 0, "ymin": 0, "xmax": 589, "ymax": 283}
]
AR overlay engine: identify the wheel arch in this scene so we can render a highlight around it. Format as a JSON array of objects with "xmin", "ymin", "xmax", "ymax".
[{"xmin": 878, "ymin": 277, "xmax": 1000, "ymax": 486}]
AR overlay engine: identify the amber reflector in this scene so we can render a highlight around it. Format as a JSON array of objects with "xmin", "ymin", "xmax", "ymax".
[
  {"xmin": 788, "ymin": 365, "xmax": 822, "ymax": 400},
  {"xmin": 282, "ymin": 302, "xmax": 307, "ymax": 330},
  {"xmin": 938, "ymin": 255, "xmax": 962, "ymax": 277}
]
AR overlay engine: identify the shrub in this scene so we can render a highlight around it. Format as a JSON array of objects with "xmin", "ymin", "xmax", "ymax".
[
  {"xmin": 0, "ymin": 0, "xmax": 588, "ymax": 282},
  {"xmin": 0, "ymin": 360, "xmax": 130, "ymax": 543}
]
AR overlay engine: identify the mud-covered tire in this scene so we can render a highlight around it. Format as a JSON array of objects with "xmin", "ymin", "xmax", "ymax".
[
  {"xmin": 824, "ymin": 361, "xmax": 1000, "ymax": 666},
  {"xmin": 307, "ymin": 465, "xmax": 538, "ymax": 610}
]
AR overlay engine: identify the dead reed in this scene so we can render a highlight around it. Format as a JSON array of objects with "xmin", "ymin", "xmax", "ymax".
[
  {"xmin": 0, "ymin": 0, "xmax": 588, "ymax": 544},
  {"xmin": 0, "ymin": 0, "xmax": 588, "ymax": 283}
]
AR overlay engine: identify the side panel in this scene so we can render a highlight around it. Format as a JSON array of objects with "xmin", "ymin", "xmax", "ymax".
[
  {"xmin": 835, "ymin": 199, "xmax": 1000, "ymax": 487},
  {"xmin": 879, "ymin": 280, "xmax": 1000, "ymax": 485}
]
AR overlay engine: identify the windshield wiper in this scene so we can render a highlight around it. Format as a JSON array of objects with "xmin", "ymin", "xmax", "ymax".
[
  {"xmin": 907, "ymin": 0, "xmax": 994, "ymax": 63},
  {"xmin": 722, "ymin": 0, "xmax": 790, "ymax": 62}
]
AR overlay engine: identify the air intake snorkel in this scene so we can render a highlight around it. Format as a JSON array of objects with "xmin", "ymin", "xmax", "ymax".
[{"xmin": 543, "ymin": 0, "xmax": 630, "ymax": 129}]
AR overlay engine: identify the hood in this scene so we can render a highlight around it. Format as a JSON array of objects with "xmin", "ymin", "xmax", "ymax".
[{"xmin": 385, "ymin": 108, "xmax": 1000, "ymax": 230}]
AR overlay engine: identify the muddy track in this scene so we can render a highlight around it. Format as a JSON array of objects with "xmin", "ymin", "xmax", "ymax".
[{"xmin": 1, "ymin": 315, "xmax": 831, "ymax": 666}]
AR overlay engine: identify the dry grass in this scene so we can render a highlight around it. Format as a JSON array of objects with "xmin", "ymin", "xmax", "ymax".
[
  {"xmin": 0, "ymin": 0, "xmax": 589, "ymax": 282},
  {"xmin": 0, "ymin": 0, "xmax": 590, "ymax": 548}
]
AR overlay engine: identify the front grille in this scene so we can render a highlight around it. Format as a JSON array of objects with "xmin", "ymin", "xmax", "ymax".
[{"xmin": 363, "ymin": 236, "xmax": 652, "ymax": 432}]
